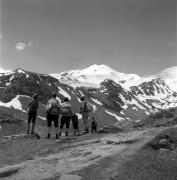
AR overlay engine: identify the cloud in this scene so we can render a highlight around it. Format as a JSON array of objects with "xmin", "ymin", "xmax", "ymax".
[
  {"xmin": 0, "ymin": 34, "xmax": 2, "ymax": 39},
  {"xmin": 15, "ymin": 40, "xmax": 33, "ymax": 51},
  {"xmin": 15, "ymin": 42, "xmax": 26, "ymax": 51}
]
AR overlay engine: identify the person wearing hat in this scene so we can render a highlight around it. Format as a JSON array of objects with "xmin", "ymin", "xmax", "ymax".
[
  {"xmin": 46, "ymin": 92, "xmax": 60, "ymax": 139},
  {"xmin": 27, "ymin": 94, "xmax": 39, "ymax": 134},
  {"xmin": 59, "ymin": 97, "xmax": 72, "ymax": 136}
]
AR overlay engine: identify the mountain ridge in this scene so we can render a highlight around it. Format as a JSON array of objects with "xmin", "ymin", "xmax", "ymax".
[
  {"xmin": 50, "ymin": 64, "xmax": 177, "ymax": 91},
  {"xmin": 0, "ymin": 64, "xmax": 176, "ymax": 129}
]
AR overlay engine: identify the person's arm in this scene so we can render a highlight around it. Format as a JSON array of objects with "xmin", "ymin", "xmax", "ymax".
[{"xmin": 28, "ymin": 100, "xmax": 33, "ymax": 107}]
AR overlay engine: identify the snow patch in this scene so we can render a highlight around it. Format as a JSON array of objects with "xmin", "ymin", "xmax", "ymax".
[
  {"xmin": 78, "ymin": 90, "xmax": 84, "ymax": 97},
  {"xmin": 58, "ymin": 87, "xmax": 71, "ymax": 99},
  {"xmin": 9, "ymin": 75, "xmax": 14, "ymax": 82},
  {"xmin": 76, "ymin": 97, "xmax": 81, "ymax": 103},
  {"xmin": 120, "ymin": 111, "xmax": 124, "ymax": 115},
  {"xmin": 17, "ymin": 69, "xmax": 25, "ymax": 74},
  {"xmin": 38, "ymin": 116, "xmax": 46, "ymax": 121},
  {"xmin": 56, "ymin": 97, "xmax": 61, "ymax": 103},
  {"xmin": 6, "ymin": 82, "xmax": 11, "ymax": 86},
  {"xmin": 0, "ymin": 95, "xmax": 25, "ymax": 112},
  {"xmin": 145, "ymin": 111, "xmax": 150, "ymax": 115},
  {"xmin": 91, "ymin": 98, "xmax": 103, "ymax": 105},
  {"xmin": 26, "ymin": 74, "xmax": 30, "ymax": 78},
  {"xmin": 105, "ymin": 110, "xmax": 124, "ymax": 121}
]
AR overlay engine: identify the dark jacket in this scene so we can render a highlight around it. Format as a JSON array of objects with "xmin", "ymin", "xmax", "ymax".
[{"xmin": 28, "ymin": 99, "xmax": 39, "ymax": 112}]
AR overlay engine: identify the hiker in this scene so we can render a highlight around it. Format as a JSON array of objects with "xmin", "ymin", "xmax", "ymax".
[
  {"xmin": 72, "ymin": 113, "xmax": 80, "ymax": 136},
  {"xmin": 91, "ymin": 117, "xmax": 97, "ymax": 133},
  {"xmin": 59, "ymin": 97, "xmax": 72, "ymax": 136},
  {"xmin": 27, "ymin": 94, "xmax": 39, "ymax": 134},
  {"xmin": 80, "ymin": 96, "xmax": 93, "ymax": 133},
  {"xmin": 46, "ymin": 92, "xmax": 60, "ymax": 139}
]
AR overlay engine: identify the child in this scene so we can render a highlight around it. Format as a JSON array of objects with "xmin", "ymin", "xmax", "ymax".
[
  {"xmin": 72, "ymin": 114, "xmax": 80, "ymax": 136},
  {"xmin": 91, "ymin": 117, "xmax": 97, "ymax": 133}
]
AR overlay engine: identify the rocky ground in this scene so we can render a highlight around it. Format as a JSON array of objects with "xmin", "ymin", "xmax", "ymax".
[{"xmin": 1, "ymin": 125, "xmax": 177, "ymax": 180}]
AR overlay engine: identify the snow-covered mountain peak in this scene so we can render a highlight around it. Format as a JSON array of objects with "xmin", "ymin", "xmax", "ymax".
[
  {"xmin": 82, "ymin": 64, "xmax": 115, "ymax": 74},
  {"xmin": 157, "ymin": 66, "xmax": 177, "ymax": 91},
  {"xmin": 14, "ymin": 68, "xmax": 27, "ymax": 74},
  {"xmin": 51, "ymin": 64, "xmax": 141, "ymax": 88},
  {"xmin": 158, "ymin": 66, "xmax": 177, "ymax": 79}
]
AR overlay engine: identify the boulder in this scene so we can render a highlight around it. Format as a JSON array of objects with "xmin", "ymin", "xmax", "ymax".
[
  {"xmin": 148, "ymin": 138, "xmax": 173, "ymax": 150},
  {"xmin": 25, "ymin": 133, "xmax": 40, "ymax": 139},
  {"xmin": 159, "ymin": 148, "xmax": 170, "ymax": 154},
  {"xmin": 98, "ymin": 125, "xmax": 123, "ymax": 134}
]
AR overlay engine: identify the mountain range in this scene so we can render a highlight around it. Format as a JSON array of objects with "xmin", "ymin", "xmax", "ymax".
[{"xmin": 0, "ymin": 64, "xmax": 176, "ymax": 131}]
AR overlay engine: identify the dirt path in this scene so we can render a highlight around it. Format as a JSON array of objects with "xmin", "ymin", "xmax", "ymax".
[{"xmin": 0, "ymin": 127, "xmax": 166, "ymax": 180}]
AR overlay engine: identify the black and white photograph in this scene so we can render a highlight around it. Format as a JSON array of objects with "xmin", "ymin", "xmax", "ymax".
[{"xmin": 0, "ymin": 0, "xmax": 177, "ymax": 179}]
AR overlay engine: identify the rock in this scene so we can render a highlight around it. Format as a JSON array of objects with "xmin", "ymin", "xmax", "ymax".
[
  {"xmin": 25, "ymin": 133, "xmax": 40, "ymax": 139},
  {"xmin": 83, "ymin": 151, "xmax": 92, "ymax": 156},
  {"xmin": 0, "ymin": 168, "xmax": 19, "ymax": 178},
  {"xmin": 59, "ymin": 174, "xmax": 82, "ymax": 180},
  {"xmin": 98, "ymin": 125, "xmax": 123, "ymax": 134},
  {"xmin": 148, "ymin": 137, "xmax": 174, "ymax": 150},
  {"xmin": 159, "ymin": 148, "xmax": 170, "ymax": 154},
  {"xmin": 106, "ymin": 140, "xmax": 117, "ymax": 145},
  {"xmin": 159, "ymin": 138, "xmax": 169, "ymax": 146}
]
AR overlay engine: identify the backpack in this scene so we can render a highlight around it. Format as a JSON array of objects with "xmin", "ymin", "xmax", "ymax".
[
  {"xmin": 49, "ymin": 100, "xmax": 60, "ymax": 115},
  {"xmin": 84, "ymin": 102, "xmax": 93, "ymax": 113},
  {"xmin": 61, "ymin": 103, "xmax": 72, "ymax": 116}
]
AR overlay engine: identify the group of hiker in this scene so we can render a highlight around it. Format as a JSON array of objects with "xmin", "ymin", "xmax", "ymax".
[{"xmin": 27, "ymin": 92, "xmax": 97, "ymax": 139}]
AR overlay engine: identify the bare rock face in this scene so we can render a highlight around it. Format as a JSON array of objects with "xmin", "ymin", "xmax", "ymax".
[{"xmin": 98, "ymin": 125, "xmax": 123, "ymax": 133}]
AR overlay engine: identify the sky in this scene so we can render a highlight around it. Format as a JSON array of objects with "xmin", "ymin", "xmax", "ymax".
[{"xmin": 0, "ymin": 0, "xmax": 176, "ymax": 75}]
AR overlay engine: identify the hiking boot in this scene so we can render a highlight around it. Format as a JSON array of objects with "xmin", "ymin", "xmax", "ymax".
[
  {"xmin": 56, "ymin": 134, "xmax": 59, "ymax": 139},
  {"xmin": 46, "ymin": 134, "xmax": 50, "ymax": 139}
]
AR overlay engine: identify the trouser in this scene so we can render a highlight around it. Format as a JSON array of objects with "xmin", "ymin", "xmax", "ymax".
[
  {"xmin": 28, "ymin": 111, "xmax": 37, "ymax": 124},
  {"xmin": 91, "ymin": 121, "xmax": 97, "ymax": 132},
  {"xmin": 47, "ymin": 113, "xmax": 59, "ymax": 128},
  {"xmin": 82, "ymin": 113, "xmax": 89, "ymax": 131},
  {"xmin": 27, "ymin": 111, "xmax": 37, "ymax": 134},
  {"xmin": 60, "ymin": 116, "xmax": 71, "ymax": 129}
]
